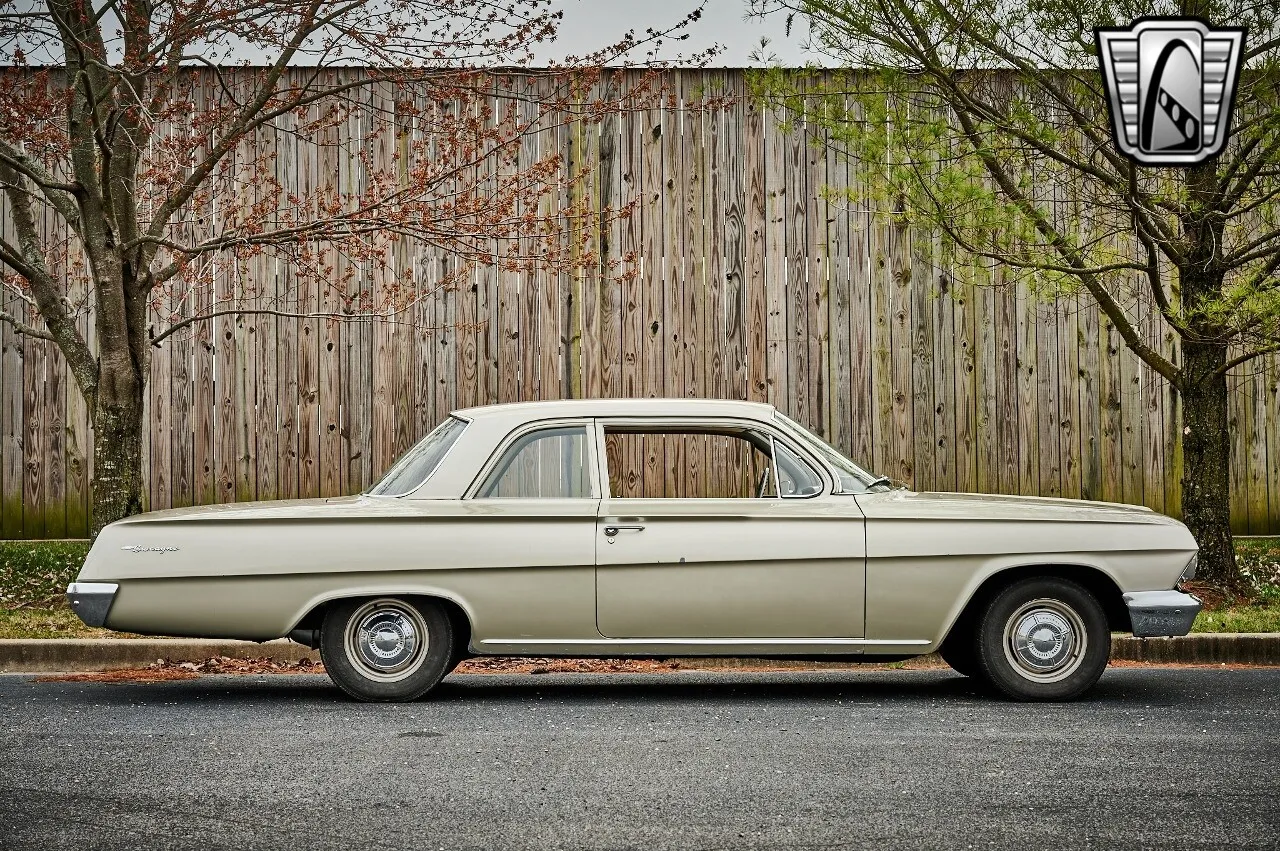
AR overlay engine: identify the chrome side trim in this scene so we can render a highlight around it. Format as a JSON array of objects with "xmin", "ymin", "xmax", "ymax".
[
  {"xmin": 66, "ymin": 582, "xmax": 119, "ymax": 628},
  {"xmin": 1124, "ymin": 589, "xmax": 1202, "ymax": 637},
  {"xmin": 480, "ymin": 637, "xmax": 930, "ymax": 646}
]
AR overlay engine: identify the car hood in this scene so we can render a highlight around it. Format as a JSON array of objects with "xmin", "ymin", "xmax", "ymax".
[{"xmin": 855, "ymin": 489, "xmax": 1182, "ymax": 525}]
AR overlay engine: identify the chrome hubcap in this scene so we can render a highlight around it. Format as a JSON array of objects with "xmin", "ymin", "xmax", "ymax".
[
  {"xmin": 1003, "ymin": 598, "xmax": 1087, "ymax": 683},
  {"xmin": 344, "ymin": 600, "xmax": 428, "ymax": 682}
]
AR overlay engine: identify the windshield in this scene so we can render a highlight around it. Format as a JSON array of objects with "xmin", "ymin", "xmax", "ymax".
[
  {"xmin": 367, "ymin": 416, "xmax": 467, "ymax": 496},
  {"xmin": 772, "ymin": 412, "xmax": 889, "ymax": 493}
]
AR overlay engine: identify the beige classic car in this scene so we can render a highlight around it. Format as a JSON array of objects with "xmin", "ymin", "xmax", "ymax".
[{"xmin": 68, "ymin": 398, "xmax": 1201, "ymax": 702}]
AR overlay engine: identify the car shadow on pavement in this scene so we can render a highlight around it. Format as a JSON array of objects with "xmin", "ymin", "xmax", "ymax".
[
  {"xmin": 433, "ymin": 670, "xmax": 985, "ymax": 702},
  {"xmin": 17, "ymin": 666, "xmax": 1213, "ymax": 706},
  {"xmin": 430, "ymin": 668, "xmax": 1191, "ymax": 704}
]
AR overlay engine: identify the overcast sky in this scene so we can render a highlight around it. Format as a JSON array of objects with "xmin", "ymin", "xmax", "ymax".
[
  {"xmin": 544, "ymin": 0, "xmax": 824, "ymax": 66},
  {"xmin": 5, "ymin": 0, "xmax": 829, "ymax": 67}
]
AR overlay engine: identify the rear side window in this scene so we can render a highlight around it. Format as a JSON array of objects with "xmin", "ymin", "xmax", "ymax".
[
  {"xmin": 477, "ymin": 426, "xmax": 592, "ymax": 498},
  {"xmin": 367, "ymin": 417, "xmax": 467, "ymax": 496}
]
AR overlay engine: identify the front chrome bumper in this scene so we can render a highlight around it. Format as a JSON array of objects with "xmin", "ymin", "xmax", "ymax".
[
  {"xmin": 1124, "ymin": 589, "xmax": 1202, "ymax": 638},
  {"xmin": 66, "ymin": 582, "xmax": 119, "ymax": 628}
]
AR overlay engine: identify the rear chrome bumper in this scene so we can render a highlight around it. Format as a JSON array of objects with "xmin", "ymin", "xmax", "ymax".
[
  {"xmin": 66, "ymin": 582, "xmax": 119, "ymax": 628},
  {"xmin": 1124, "ymin": 590, "xmax": 1202, "ymax": 638}
]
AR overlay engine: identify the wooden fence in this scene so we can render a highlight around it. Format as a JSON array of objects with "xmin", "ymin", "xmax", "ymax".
[{"xmin": 1, "ymin": 69, "xmax": 1278, "ymax": 538}]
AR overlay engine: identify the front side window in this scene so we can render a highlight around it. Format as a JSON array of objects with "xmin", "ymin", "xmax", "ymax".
[
  {"xmin": 368, "ymin": 416, "xmax": 467, "ymax": 496},
  {"xmin": 478, "ymin": 426, "xmax": 592, "ymax": 498},
  {"xmin": 773, "ymin": 411, "xmax": 885, "ymax": 493},
  {"xmin": 772, "ymin": 440, "xmax": 824, "ymax": 497},
  {"xmin": 605, "ymin": 430, "xmax": 772, "ymax": 499},
  {"xmin": 603, "ymin": 428, "xmax": 823, "ymax": 499}
]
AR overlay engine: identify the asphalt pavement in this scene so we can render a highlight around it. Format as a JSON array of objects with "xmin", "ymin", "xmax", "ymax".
[{"xmin": 1, "ymin": 668, "xmax": 1278, "ymax": 850}]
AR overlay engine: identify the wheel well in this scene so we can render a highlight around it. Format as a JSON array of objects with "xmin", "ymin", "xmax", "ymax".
[
  {"xmin": 290, "ymin": 594, "xmax": 474, "ymax": 655},
  {"xmin": 944, "ymin": 564, "xmax": 1130, "ymax": 644}
]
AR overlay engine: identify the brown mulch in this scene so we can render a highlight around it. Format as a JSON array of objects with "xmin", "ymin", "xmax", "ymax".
[
  {"xmin": 455, "ymin": 657, "xmax": 683, "ymax": 675},
  {"xmin": 1181, "ymin": 580, "xmax": 1231, "ymax": 610},
  {"xmin": 35, "ymin": 667, "xmax": 202, "ymax": 683},
  {"xmin": 35, "ymin": 656, "xmax": 324, "ymax": 683},
  {"xmin": 1106, "ymin": 659, "xmax": 1273, "ymax": 670}
]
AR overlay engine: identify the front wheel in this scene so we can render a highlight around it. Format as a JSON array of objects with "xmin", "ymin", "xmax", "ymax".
[
  {"xmin": 974, "ymin": 578, "xmax": 1110, "ymax": 701},
  {"xmin": 320, "ymin": 597, "xmax": 454, "ymax": 702}
]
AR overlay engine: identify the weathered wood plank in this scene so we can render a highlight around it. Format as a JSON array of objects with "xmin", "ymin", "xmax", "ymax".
[
  {"xmin": 1141, "ymin": 285, "xmax": 1165, "ymax": 514},
  {"xmin": 1228, "ymin": 363, "xmax": 1249, "ymax": 531},
  {"xmin": 1098, "ymin": 313, "xmax": 1124, "ymax": 503},
  {"xmin": 1118, "ymin": 308, "xmax": 1145, "ymax": 508},
  {"xmin": 764, "ymin": 107, "xmax": 788, "ymax": 412},
  {"xmin": 22, "ymin": 314, "xmax": 45, "ymax": 535},
  {"xmin": 1247, "ymin": 365, "xmax": 1269, "ymax": 533},
  {"xmin": 1078, "ymin": 301, "xmax": 1102, "ymax": 501},
  {"xmin": 596, "ymin": 73, "xmax": 622, "ymax": 401},
  {"xmin": 743, "ymin": 98, "xmax": 768, "ymax": 404},
  {"xmin": 973, "ymin": 278, "xmax": 997, "ymax": 495},
  {"xmin": 909, "ymin": 229, "xmax": 936, "ymax": 492},
  {"xmin": 1266, "ymin": 357, "xmax": 1280, "ymax": 529},
  {"xmin": 1014, "ymin": 274, "xmax": 1039, "ymax": 496},
  {"xmin": 827, "ymin": 125, "xmax": 853, "ymax": 463},
  {"xmin": 1036, "ymin": 299, "xmax": 1061, "ymax": 498},
  {"xmin": 888, "ymin": 218, "xmax": 915, "ymax": 486},
  {"xmin": 868, "ymin": 216, "xmax": 895, "ymax": 479},
  {"xmin": 804, "ymin": 108, "xmax": 827, "ymax": 437},
  {"xmin": 995, "ymin": 271, "xmax": 1020, "ymax": 495},
  {"xmin": 1058, "ymin": 297, "xmax": 1082, "ymax": 500},
  {"xmin": 723, "ymin": 72, "xmax": 748, "ymax": 403},
  {"xmin": 149, "ymin": 290, "xmax": 173, "ymax": 512},
  {"xmin": 784, "ymin": 102, "xmax": 809, "ymax": 426},
  {"xmin": 952, "ymin": 264, "xmax": 976, "ymax": 494}
]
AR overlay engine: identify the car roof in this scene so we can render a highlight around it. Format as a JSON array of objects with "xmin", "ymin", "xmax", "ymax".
[{"xmin": 452, "ymin": 397, "xmax": 777, "ymax": 423}]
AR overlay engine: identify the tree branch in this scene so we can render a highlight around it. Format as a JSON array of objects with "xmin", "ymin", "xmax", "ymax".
[{"xmin": 0, "ymin": 308, "xmax": 55, "ymax": 341}]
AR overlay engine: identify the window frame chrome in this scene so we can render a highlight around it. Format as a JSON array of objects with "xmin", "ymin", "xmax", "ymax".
[
  {"xmin": 463, "ymin": 417, "xmax": 601, "ymax": 501},
  {"xmin": 368, "ymin": 415, "xmax": 471, "ymax": 499},
  {"xmin": 590, "ymin": 415, "xmax": 833, "ymax": 500}
]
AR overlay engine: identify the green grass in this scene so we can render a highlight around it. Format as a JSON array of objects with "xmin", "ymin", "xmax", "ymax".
[
  {"xmin": 0, "ymin": 540, "xmax": 91, "ymax": 609},
  {"xmin": 1192, "ymin": 602, "xmax": 1280, "ymax": 634},
  {"xmin": 1235, "ymin": 536, "xmax": 1280, "ymax": 603},
  {"xmin": 1, "ymin": 538, "xmax": 1278, "ymax": 639},
  {"xmin": 0, "ymin": 607, "xmax": 117, "ymax": 639}
]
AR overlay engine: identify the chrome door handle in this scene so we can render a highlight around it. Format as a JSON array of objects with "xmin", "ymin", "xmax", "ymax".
[{"xmin": 603, "ymin": 525, "xmax": 645, "ymax": 537}]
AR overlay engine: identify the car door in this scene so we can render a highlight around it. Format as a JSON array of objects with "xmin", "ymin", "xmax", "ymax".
[
  {"xmin": 593, "ymin": 419, "xmax": 866, "ymax": 639},
  {"xmin": 461, "ymin": 419, "xmax": 601, "ymax": 642}
]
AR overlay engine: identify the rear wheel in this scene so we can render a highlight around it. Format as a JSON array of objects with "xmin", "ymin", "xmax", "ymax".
[
  {"xmin": 974, "ymin": 577, "xmax": 1110, "ymax": 701},
  {"xmin": 320, "ymin": 597, "xmax": 454, "ymax": 702}
]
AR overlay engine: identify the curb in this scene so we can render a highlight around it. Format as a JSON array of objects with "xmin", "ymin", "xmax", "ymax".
[
  {"xmin": 0, "ymin": 638, "xmax": 318, "ymax": 673},
  {"xmin": 1110, "ymin": 633, "xmax": 1280, "ymax": 665},
  {"xmin": 2, "ymin": 634, "xmax": 1279, "ymax": 673}
]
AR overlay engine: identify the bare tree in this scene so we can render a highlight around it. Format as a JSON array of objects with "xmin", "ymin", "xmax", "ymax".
[
  {"xmin": 749, "ymin": 0, "xmax": 1280, "ymax": 589},
  {"xmin": 0, "ymin": 0, "xmax": 711, "ymax": 534}
]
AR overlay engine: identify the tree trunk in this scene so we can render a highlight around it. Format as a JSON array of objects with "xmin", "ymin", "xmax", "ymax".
[
  {"xmin": 1179, "ymin": 339, "xmax": 1239, "ymax": 591},
  {"xmin": 90, "ymin": 359, "xmax": 146, "ymax": 537}
]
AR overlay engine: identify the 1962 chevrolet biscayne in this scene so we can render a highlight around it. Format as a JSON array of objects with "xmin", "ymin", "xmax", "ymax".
[{"xmin": 67, "ymin": 398, "xmax": 1201, "ymax": 702}]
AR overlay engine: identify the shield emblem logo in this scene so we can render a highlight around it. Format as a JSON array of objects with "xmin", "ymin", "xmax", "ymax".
[{"xmin": 1096, "ymin": 18, "xmax": 1246, "ymax": 166}]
